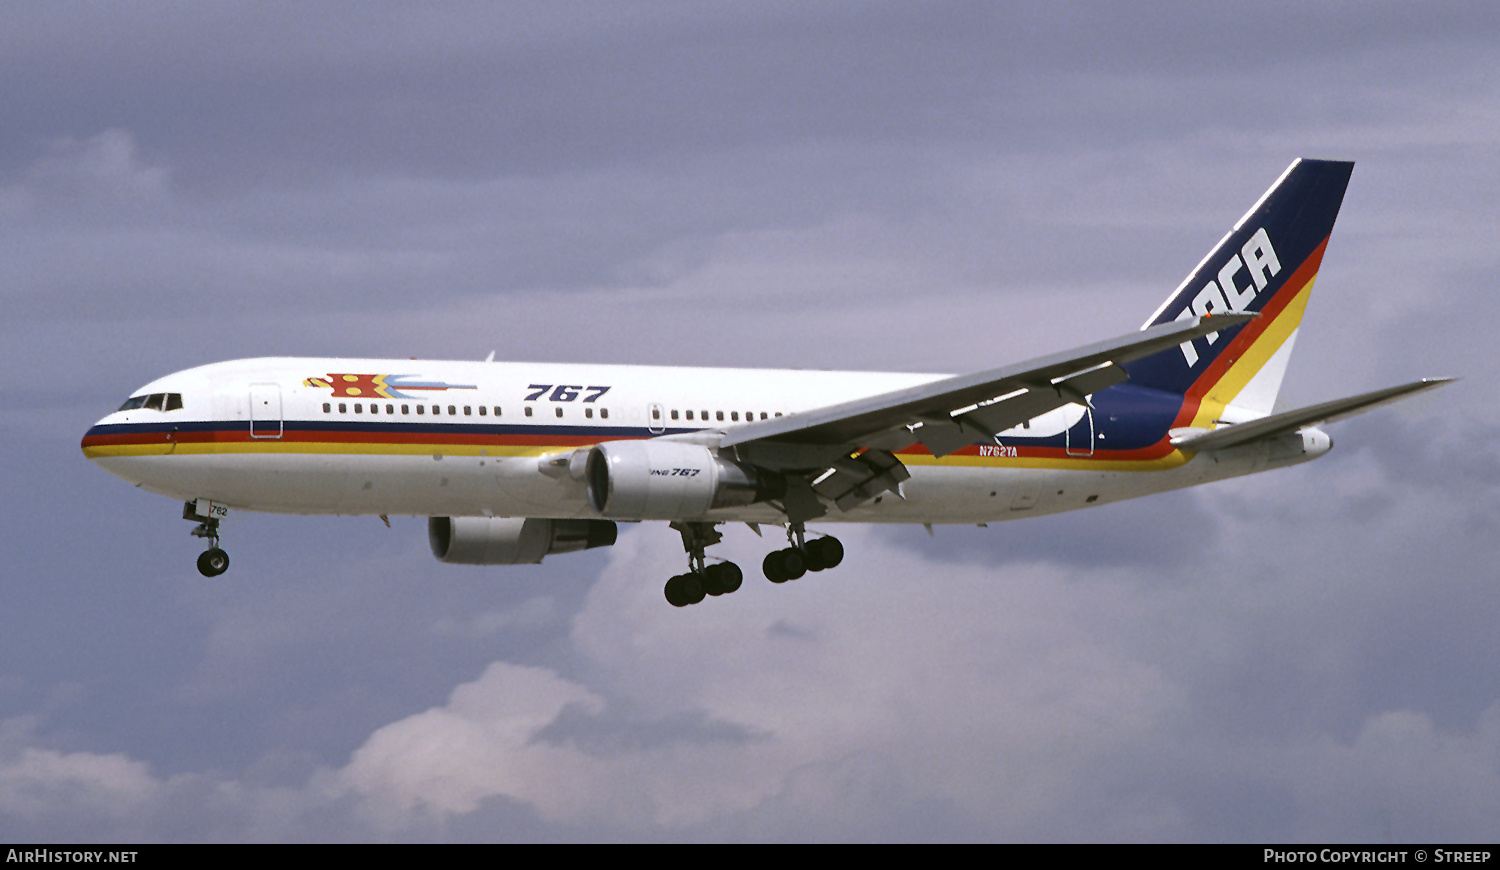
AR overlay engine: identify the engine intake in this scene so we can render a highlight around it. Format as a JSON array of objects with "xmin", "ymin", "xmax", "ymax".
[
  {"xmin": 428, "ymin": 516, "xmax": 617, "ymax": 565},
  {"xmin": 585, "ymin": 441, "xmax": 781, "ymax": 519}
]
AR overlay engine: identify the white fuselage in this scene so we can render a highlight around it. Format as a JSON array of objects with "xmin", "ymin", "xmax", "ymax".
[{"xmin": 82, "ymin": 356, "xmax": 1326, "ymax": 527}]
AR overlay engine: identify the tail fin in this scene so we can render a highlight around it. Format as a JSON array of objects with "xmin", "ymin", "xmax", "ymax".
[{"xmin": 1123, "ymin": 159, "xmax": 1354, "ymax": 416}]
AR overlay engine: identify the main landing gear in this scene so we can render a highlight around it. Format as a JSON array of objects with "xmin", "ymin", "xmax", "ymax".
[
  {"xmin": 665, "ymin": 521, "xmax": 744, "ymax": 607},
  {"xmin": 184, "ymin": 500, "xmax": 230, "ymax": 577},
  {"xmin": 762, "ymin": 522, "xmax": 843, "ymax": 583},
  {"xmin": 663, "ymin": 521, "xmax": 844, "ymax": 607}
]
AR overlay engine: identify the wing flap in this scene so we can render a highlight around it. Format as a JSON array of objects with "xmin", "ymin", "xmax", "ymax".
[
  {"xmin": 1171, "ymin": 378, "xmax": 1453, "ymax": 452},
  {"xmin": 810, "ymin": 449, "xmax": 912, "ymax": 511}
]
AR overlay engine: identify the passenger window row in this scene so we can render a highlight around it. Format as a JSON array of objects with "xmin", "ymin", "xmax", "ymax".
[
  {"xmin": 316, "ymin": 402, "xmax": 780, "ymax": 424},
  {"xmin": 523, "ymin": 406, "xmax": 610, "ymax": 419},
  {"xmin": 323, "ymin": 403, "xmax": 504, "ymax": 416},
  {"xmin": 318, "ymin": 403, "xmax": 613, "ymax": 421},
  {"xmin": 658, "ymin": 409, "xmax": 783, "ymax": 423}
]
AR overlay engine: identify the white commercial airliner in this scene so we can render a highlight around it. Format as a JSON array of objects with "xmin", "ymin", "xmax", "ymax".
[{"xmin": 84, "ymin": 159, "xmax": 1448, "ymax": 606}]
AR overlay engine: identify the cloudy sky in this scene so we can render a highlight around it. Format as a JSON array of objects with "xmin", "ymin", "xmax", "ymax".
[{"xmin": 2, "ymin": 1, "xmax": 1497, "ymax": 842}]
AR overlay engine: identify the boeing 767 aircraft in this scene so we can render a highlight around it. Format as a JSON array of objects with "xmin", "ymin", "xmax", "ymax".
[{"xmin": 83, "ymin": 159, "xmax": 1448, "ymax": 606}]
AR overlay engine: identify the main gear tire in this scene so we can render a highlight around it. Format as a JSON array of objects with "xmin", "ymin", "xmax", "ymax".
[
  {"xmin": 804, "ymin": 536, "xmax": 844, "ymax": 571},
  {"xmin": 717, "ymin": 561, "xmax": 743, "ymax": 594}
]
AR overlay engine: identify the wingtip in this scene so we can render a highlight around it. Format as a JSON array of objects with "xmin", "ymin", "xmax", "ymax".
[
  {"xmin": 1406, "ymin": 376, "xmax": 1457, "ymax": 392},
  {"xmin": 1175, "ymin": 310, "xmax": 1258, "ymax": 336},
  {"xmin": 1205, "ymin": 311, "xmax": 1256, "ymax": 334}
]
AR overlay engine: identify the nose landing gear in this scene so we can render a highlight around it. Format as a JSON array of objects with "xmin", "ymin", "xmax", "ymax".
[{"xmin": 184, "ymin": 500, "xmax": 230, "ymax": 577}]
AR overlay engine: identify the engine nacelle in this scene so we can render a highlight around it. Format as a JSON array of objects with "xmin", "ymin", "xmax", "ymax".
[
  {"xmin": 585, "ymin": 440, "xmax": 781, "ymax": 519},
  {"xmin": 428, "ymin": 516, "xmax": 618, "ymax": 565}
]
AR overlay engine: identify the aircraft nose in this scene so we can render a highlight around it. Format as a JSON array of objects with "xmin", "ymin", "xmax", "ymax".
[
  {"xmin": 81, "ymin": 419, "xmax": 111, "ymax": 461},
  {"xmin": 81, "ymin": 408, "xmax": 177, "ymax": 491}
]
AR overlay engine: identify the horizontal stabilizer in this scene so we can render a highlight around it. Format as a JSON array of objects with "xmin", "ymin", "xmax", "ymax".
[{"xmin": 1171, "ymin": 378, "xmax": 1453, "ymax": 452}]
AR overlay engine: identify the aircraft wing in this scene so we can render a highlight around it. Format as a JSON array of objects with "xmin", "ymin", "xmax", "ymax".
[
  {"xmin": 721, "ymin": 313, "xmax": 1255, "ymax": 469},
  {"xmin": 1169, "ymin": 377, "xmax": 1453, "ymax": 453}
]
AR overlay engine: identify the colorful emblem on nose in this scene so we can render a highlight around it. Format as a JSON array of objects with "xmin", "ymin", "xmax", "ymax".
[{"xmin": 303, "ymin": 374, "xmax": 477, "ymax": 399}]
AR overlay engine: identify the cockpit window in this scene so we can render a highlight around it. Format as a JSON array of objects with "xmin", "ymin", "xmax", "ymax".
[{"xmin": 118, "ymin": 393, "xmax": 184, "ymax": 412}]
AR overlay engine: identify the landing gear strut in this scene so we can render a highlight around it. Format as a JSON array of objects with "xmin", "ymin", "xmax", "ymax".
[
  {"xmin": 184, "ymin": 500, "xmax": 230, "ymax": 577},
  {"xmin": 664, "ymin": 521, "xmax": 743, "ymax": 607},
  {"xmin": 763, "ymin": 522, "xmax": 843, "ymax": 583}
]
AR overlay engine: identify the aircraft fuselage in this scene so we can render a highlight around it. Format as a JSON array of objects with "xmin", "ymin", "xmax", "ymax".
[{"xmin": 82, "ymin": 355, "xmax": 1325, "ymax": 525}]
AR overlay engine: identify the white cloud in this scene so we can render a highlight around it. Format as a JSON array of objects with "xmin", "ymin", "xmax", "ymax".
[
  {"xmin": 324, "ymin": 525, "xmax": 1190, "ymax": 834},
  {"xmin": 0, "ymin": 744, "xmax": 158, "ymax": 823},
  {"xmin": 336, "ymin": 662, "xmax": 603, "ymax": 825}
]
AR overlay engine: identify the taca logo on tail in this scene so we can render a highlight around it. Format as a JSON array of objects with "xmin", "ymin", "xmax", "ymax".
[{"xmin": 1125, "ymin": 159, "xmax": 1356, "ymax": 431}]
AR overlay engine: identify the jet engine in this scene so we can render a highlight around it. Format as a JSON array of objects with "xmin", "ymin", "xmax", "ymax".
[
  {"xmin": 428, "ymin": 516, "xmax": 618, "ymax": 565},
  {"xmin": 585, "ymin": 441, "xmax": 781, "ymax": 519}
]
